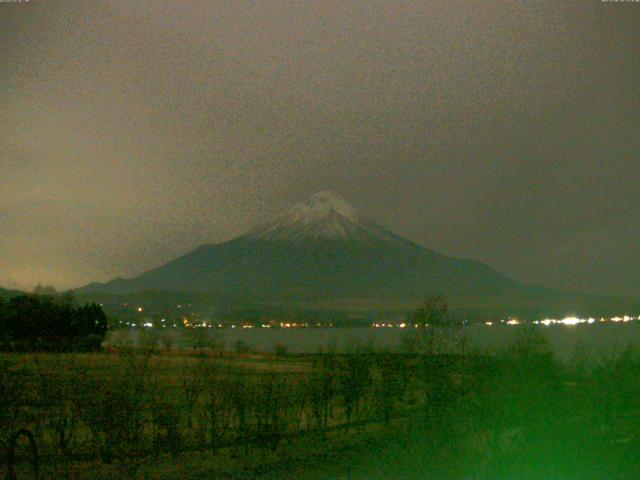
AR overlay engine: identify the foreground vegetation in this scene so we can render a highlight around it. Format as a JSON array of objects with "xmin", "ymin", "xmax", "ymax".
[{"xmin": 2, "ymin": 325, "xmax": 640, "ymax": 479}]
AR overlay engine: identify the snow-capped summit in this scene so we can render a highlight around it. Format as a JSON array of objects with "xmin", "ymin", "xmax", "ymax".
[
  {"xmin": 287, "ymin": 191, "xmax": 360, "ymax": 223},
  {"xmin": 244, "ymin": 191, "xmax": 399, "ymax": 244}
]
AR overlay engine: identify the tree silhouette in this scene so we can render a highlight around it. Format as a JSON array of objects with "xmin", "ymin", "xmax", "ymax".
[
  {"xmin": 403, "ymin": 295, "xmax": 453, "ymax": 355},
  {"xmin": 0, "ymin": 294, "xmax": 108, "ymax": 351}
]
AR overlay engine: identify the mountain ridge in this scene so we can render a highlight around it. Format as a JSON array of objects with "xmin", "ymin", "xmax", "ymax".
[
  {"xmin": 74, "ymin": 191, "xmax": 640, "ymax": 318},
  {"xmin": 75, "ymin": 191, "xmax": 523, "ymax": 301}
]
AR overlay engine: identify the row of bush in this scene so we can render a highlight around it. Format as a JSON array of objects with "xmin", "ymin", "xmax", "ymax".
[
  {"xmin": 0, "ymin": 347, "xmax": 429, "ymax": 477},
  {"xmin": 5, "ymin": 336, "xmax": 640, "ymax": 479}
]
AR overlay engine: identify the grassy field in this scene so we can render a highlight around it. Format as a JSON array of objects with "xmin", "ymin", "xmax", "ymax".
[{"xmin": 2, "ymin": 327, "xmax": 640, "ymax": 479}]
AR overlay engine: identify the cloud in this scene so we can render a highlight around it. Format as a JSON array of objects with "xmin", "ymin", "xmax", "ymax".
[{"xmin": 1, "ymin": 0, "xmax": 638, "ymax": 296}]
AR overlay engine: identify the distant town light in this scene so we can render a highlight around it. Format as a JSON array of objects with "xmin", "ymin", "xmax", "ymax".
[{"xmin": 560, "ymin": 317, "xmax": 581, "ymax": 326}]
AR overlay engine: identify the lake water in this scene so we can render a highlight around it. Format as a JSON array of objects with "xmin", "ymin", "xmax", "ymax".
[{"xmin": 107, "ymin": 322, "xmax": 640, "ymax": 363}]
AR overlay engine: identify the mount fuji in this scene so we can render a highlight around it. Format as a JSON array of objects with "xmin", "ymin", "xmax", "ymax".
[{"xmin": 77, "ymin": 191, "xmax": 525, "ymax": 305}]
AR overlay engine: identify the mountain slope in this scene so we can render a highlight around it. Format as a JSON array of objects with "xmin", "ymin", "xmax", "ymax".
[{"xmin": 77, "ymin": 191, "xmax": 524, "ymax": 302}]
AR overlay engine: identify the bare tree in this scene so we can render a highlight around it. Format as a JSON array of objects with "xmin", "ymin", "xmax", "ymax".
[{"xmin": 403, "ymin": 295, "xmax": 456, "ymax": 355}]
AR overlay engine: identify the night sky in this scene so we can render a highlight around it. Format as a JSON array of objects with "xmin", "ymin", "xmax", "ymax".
[{"xmin": 1, "ymin": 1, "xmax": 639, "ymax": 297}]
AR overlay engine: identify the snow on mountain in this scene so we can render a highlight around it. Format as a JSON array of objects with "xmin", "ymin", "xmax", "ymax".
[
  {"xmin": 73, "ymin": 191, "xmax": 637, "ymax": 318},
  {"xmin": 244, "ymin": 191, "xmax": 400, "ymax": 244},
  {"xmin": 74, "ymin": 190, "xmax": 528, "ymax": 304}
]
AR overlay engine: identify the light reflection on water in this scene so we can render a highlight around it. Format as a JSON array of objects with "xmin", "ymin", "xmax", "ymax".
[{"xmin": 107, "ymin": 322, "xmax": 640, "ymax": 362}]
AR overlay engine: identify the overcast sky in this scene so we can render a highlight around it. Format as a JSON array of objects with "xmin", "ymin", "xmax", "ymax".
[{"xmin": 1, "ymin": 1, "xmax": 639, "ymax": 297}]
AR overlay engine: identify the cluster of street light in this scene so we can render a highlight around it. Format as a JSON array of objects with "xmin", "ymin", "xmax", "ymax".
[
  {"xmin": 485, "ymin": 315, "xmax": 640, "ymax": 327},
  {"xmin": 120, "ymin": 304, "xmax": 640, "ymax": 330}
]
